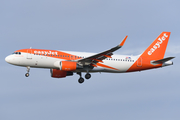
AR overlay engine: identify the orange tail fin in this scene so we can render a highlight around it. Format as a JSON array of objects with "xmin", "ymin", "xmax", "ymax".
[
  {"xmin": 141, "ymin": 32, "xmax": 171, "ymax": 60},
  {"xmin": 127, "ymin": 32, "xmax": 171, "ymax": 72}
]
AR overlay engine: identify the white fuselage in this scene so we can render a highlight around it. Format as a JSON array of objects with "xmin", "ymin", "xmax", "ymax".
[{"xmin": 5, "ymin": 50, "xmax": 138, "ymax": 73}]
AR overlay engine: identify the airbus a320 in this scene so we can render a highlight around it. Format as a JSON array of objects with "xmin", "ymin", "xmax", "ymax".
[{"xmin": 5, "ymin": 32, "xmax": 174, "ymax": 83}]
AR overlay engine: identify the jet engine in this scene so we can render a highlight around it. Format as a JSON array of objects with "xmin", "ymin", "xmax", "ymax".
[
  {"xmin": 50, "ymin": 69, "xmax": 73, "ymax": 78},
  {"xmin": 60, "ymin": 61, "xmax": 79, "ymax": 71}
]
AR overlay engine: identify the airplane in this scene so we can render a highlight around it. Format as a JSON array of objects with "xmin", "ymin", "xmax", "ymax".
[{"xmin": 5, "ymin": 32, "xmax": 174, "ymax": 84}]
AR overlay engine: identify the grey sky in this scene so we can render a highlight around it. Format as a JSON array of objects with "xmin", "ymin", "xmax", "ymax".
[{"xmin": 1, "ymin": 0, "xmax": 180, "ymax": 120}]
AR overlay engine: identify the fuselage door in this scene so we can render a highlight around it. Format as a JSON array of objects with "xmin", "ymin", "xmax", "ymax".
[
  {"xmin": 137, "ymin": 57, "xmax": 142, "ymax": 67},
  {"xmin": 27, "ymin": 49, "xmax": 32, "ymax": 59}
]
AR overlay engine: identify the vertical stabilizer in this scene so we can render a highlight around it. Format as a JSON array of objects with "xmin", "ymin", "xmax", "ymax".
[
  {"xmin": 127, "ymin": 32, "xmax": 171, "ymax": 72},
  {"xmin": 140, "ymin": 32, "xmax": 171, "ymax": 60}
]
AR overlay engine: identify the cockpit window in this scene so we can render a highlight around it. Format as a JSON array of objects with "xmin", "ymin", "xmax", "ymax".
[{"xmin": 12, "ymin": 52, "xmax": 21, "ymax": 55}]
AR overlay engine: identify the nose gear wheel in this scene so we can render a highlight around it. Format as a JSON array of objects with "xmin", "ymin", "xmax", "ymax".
[
  {"xmin": 25, "ymin": 66, "xmax": 30, "ymax": 77},
  {"xmin": 25, "ymin": 73, "xmax": 29, "ymax": 77}
]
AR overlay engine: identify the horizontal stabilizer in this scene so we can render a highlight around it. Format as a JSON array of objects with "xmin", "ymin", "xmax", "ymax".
[{"xmin": 152, "ymin": 57, "xmax": 175, "ymax": 64}]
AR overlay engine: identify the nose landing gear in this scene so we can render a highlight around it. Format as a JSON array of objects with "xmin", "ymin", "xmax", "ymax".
[
  {"xmin": 25, "ymin": 66, "xmax": 30, "ymax": 77},
  {"xmin": 25, "ymin": 73, "xmax": 29, "ymax": 77}
]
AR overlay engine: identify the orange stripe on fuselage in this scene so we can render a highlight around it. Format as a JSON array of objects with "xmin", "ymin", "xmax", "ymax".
[
  {"xmin": 127, "ymin": 58, "xmax": 162, "ymax": 72},
  {"xmin": 97, "ymin": 63, "xmax": 119, "ymax": 71}
]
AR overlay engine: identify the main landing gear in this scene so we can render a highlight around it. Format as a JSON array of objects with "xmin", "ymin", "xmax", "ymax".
[
  {"xmin": 85, "ymin": 73, "xmax": 91, "ymax": 79},
  {"xmin": 77, "ymin": 72, "xmax": 91, "ymax": 84},
  {"xmin": 25, "ymin": 66, "xmax": 30, "ymax": 77}
]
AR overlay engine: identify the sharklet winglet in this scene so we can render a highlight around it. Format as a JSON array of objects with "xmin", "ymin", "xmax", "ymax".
[{"xmin": 119, "ymin": 35, "xmax": 128, "ymax": 46}]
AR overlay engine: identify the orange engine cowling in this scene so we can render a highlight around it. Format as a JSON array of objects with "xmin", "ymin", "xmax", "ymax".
[
  {"xmin": 60, "ymin": 61, "xmax": 77, "ymax": 71},
  {"xmin": 50, "ymin": 69, "xmax": 73, "ymax": 78}
]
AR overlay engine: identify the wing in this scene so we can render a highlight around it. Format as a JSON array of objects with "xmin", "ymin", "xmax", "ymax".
[{"xmin": 76, "ymin": 36, "xmax": 128, "ymax": 67}]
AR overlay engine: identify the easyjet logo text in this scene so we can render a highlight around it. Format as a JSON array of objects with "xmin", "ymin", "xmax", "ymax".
[
  {"xmin": 148, "ymin": 33, "xmax": 168, "ymax": 55},
  {"xmin": 34, "ymin": 51, "xmax": 58, "ymax": 55}
]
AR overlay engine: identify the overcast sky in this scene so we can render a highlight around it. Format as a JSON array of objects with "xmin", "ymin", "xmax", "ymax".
[{"xmin": 1, "ymin": 0, "xmax": 180, "ymax": 120}]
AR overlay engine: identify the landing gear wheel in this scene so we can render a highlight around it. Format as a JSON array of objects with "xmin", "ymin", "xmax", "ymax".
[
  {"xmin": 25, "ymin": 73, "xmax": 29, "ymax": 77},
  {"xmin": 25, "ymin": 66, "xmax": 30, "ymax": 77},
  {"xmin": 78, "ymin": 77, "xmax": 84, "ymax": 84},
  {"xmin": 85, "ymin": 73, "xmax": 91, "ymax": 79}
]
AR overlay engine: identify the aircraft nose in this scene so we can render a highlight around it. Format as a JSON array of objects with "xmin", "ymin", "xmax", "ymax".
[{"xmin": 5, "ymin": 56, "xmax": 11, "ymax": 63}]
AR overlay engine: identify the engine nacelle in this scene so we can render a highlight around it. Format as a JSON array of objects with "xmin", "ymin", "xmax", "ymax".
[
  {"xmin": 60, "ymin": 61, "xmax": 77, "ymax": 71},
  {"xmin": 50, "ymin": 69, "xmax": 73, "ymax": 78}
]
